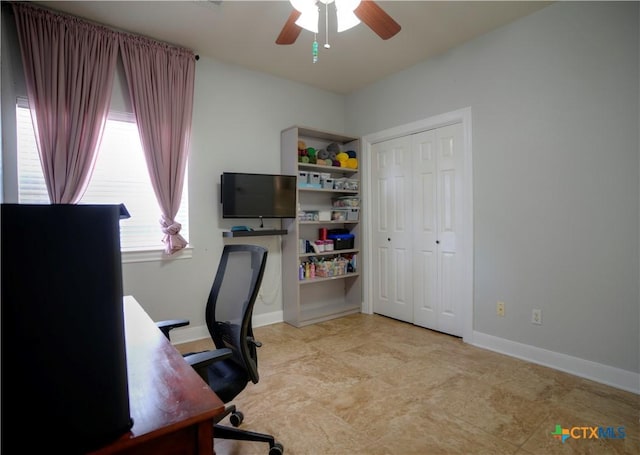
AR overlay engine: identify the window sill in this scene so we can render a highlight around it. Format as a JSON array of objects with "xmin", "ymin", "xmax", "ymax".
[{"xmin": 122, "ymin": 246, "xmax": 193, "ymax": 264}]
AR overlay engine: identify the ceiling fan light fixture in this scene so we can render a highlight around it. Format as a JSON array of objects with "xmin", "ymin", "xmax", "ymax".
[
  {"xmin": 335, "ymin": 0, "xmax": 361, "ymax": 32},
  {"xmin": 336, "ymin": 9, "xmax": 360, "ymax": 32},
  {"xmin": 295, "ymin": 8, "xmax": 319, "ymax": 33}
]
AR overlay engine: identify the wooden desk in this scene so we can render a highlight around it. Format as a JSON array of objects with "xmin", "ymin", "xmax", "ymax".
[{"xmin": 89, "ymin": 296, "xmax": 225, "ymax": 455}]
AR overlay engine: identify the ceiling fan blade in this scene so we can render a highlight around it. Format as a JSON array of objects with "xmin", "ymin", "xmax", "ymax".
[
  {"xmin": 276, "ymin": 10, "xmax": 303, "ymax": 45},
  {"xmin": 354, "ymin": 0, "xmax": 401, "ymax": 40}
]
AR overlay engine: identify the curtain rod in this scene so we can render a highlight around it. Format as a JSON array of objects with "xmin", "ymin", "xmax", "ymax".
[{"xmin": 9, "ymin": 1, "xmax": 200, "ymax": 61}]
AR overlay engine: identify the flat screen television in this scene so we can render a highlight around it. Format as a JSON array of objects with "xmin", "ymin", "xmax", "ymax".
[{"xmin": 221, "ymin": 172, "xmax": 297, "ymax": 219}]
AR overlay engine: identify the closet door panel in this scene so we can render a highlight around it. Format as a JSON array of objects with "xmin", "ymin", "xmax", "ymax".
[
  {"xmin": 434, "ymin": 124, "xmax": 464, "ymax": 336},
  {"xmin": 438, "ymin": 250, "xmax": 458, "ymax": 335},
  {"xmin": 372, "ymin": 136, "xmax": 413, "ymax": 322},
  {"xmin": 412, "ymin": 130, "xmax": 438, "ymax": 328}
]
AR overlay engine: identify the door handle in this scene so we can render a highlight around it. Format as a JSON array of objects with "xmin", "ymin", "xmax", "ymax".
[{"xmin": 436, "ymin": 240, "xmax": 440, "ymax": 244}]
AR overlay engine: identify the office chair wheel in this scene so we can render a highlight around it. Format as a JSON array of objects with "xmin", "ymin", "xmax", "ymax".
[
  {"xmin": 269, "ymin": 442, "xmax": 284, "ymax": 455},
  {"xmin": 229, "ymin": 410, "xmax": 244, "ymax": 427}
]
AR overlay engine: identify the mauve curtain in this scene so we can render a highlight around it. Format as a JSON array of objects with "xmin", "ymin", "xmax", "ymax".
[
  {"xmin": 12, "ymin": 2, "xmax": 119, "ymax": 203},
  {"xmin": 119, "ymin": 34, "xmax": 195, "ymax": 255}
]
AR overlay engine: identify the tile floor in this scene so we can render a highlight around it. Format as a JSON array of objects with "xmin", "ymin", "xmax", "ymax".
[{"xmin": 176, "ymin": 313, "xmax": 639, "ymax": 455}]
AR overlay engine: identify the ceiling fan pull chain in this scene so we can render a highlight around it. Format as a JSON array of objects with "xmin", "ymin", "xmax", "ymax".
[
  {"xmin": 313, "ymin": 34, "xmax": 319, "ymax": 63},
  {"xmin": 324, "ymin": 0, "xmax": 331, "ymax": 49}
]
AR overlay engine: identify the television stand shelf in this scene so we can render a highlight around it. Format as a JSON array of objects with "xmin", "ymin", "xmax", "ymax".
[{"xmin": 222, "ymin": 229, "xmax": 288, "ymax": 238}]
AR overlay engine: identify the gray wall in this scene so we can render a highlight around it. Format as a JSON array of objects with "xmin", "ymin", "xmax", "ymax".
[{"xmin": 346, "ymin": 1, "xmax": 639, "ymax": 373}]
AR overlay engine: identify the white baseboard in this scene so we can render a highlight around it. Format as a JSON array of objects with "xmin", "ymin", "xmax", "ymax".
[
  {"xmin": 168, "ymin": 324, "xmax": 209, "ymax": 345},
  {"xmin": 472, "ymin": 331, "xmax": 640, "ymax": 395},
  {"xmin": 252, "ymin": 310, "xmax": 284, "ymax": 328},
  {"xmin": 168, "ymin": 310, "xmax": 285, "ymax": 345}
]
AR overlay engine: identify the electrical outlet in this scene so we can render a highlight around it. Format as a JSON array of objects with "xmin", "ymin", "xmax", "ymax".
[
  {"xmin": 496, "ymin": 301, "xmax": 505, "ymax": 317},
  {"xmin": 532, "ymin": 309, "xmax": 542, "ymax": 325}
]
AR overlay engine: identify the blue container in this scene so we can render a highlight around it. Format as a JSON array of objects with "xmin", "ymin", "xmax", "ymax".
[{"xmin": 327, "ymin": 233, "xmax": 354, "ymax": 250}]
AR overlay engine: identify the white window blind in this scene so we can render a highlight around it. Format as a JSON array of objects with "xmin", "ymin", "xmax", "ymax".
[{"xmin": 16, "ymin": 101, "xmax": 189, "ymax": 252}]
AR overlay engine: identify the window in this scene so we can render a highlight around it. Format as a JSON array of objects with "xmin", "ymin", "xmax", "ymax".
[{"xmin": 16, "ymin": 101, "xmax": 189, "ymax": 257}]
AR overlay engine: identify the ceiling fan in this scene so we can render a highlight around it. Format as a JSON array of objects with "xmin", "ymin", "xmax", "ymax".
[{"xmin": 276, "ymin": 0, "xmax": 401, "ymax": 45}]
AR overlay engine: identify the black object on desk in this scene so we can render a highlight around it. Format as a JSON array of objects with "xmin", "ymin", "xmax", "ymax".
[{"xmin": 1, "ymin": 204, "xmax": 133, "ymax": 453}]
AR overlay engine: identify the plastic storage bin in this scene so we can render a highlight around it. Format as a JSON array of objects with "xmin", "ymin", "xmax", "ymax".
[
  {"xmin": 322, "ymin": 178, "xmax": 335, "ymax": 189},
  {"xmin": 333, "ymin": 178, "xmax": 346, "ymax": 190},
  {"xmin": 345, "ymin": 208, "xmax": 359, "ymax": 221},
  {"xmin": 298, "ymin": 171, "xmax": 309, "ymax": 187},
  {"xmin": 332, "ymin": 196, "xmax": 360, "ymax": 207},
  {"xmin": 331, "ymin": 209, "xmax": 347, "ymax": 221},
  {"xmin": 327, "ymin": 233, "xmax": 355, "ymax": 250},
  {"xmin": 308, "ymin": 172, "xmax": 321, "ymax": 188},
  {"xmin": 344, "ymin": 179, "xmax": 359, "ymax": 191},
  {"xmin": 315, "ymin": 257, "xmax": 349, "ymax": 277},
  {"xmin": 330, "ymin": 208, "xmax": 359, "ymax": 221},
  {"xmin": 298, "ymin": 211, "xmax": 319, "ymax": 221}
]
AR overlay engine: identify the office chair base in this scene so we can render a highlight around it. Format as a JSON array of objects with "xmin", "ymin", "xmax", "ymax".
[
  {"xmin": 214, "ymin": 424, "xmax": 284, "ymax": 454},
  {"xmin": 230, "ymin": 410, "xmax": 244, "ymax": 427},
  {"xmin": 269, "ymin": 442, "xmax": 284, "ymax": 455}
]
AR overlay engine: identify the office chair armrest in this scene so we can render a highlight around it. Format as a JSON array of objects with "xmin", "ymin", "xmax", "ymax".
[
  {"xmin": 247, "ymin": 336, "xmax": 262, "ymax": 347},
  {"xmin": 155, "ymin": 319, "xmax": 190, "ymax": 340},
  {"xmin": 184, "ymin": 348, "xmax": 233, "ymax": 376}
]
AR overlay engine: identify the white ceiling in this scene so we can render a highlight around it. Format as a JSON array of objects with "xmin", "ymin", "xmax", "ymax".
[{"xmin": 34, "ymin": 1, "xmax": 552, "ymax": 94}]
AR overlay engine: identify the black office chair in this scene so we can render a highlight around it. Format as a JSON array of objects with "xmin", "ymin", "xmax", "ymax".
[{"xmin": 157, "ymin": 244, "xmax": 284, "ymax": 455}]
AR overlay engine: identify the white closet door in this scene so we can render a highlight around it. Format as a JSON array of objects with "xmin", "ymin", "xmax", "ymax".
[
  {"xmin": 412, "ymin": 124, "xmax": 464, "ymax": 336},
  {"xmin": 371, "ymin": 136, "xmax": 413, "ymax": 322},
  {"xmin": 411, "ymin": 130, "xmax": 438, "ymax": 328},
  {"xmin": 371, "ymin": 123, "xmax": 465, "ymax": 337}
]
